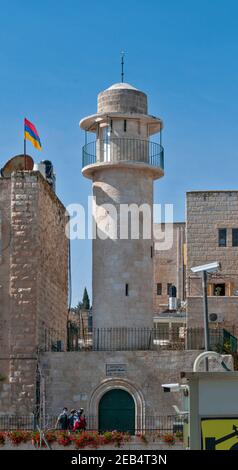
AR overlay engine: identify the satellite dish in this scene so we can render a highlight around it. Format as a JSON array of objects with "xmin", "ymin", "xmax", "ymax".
[{"xmin": 1, "ymin": 154, "xmax": 34, "ymax": 177}]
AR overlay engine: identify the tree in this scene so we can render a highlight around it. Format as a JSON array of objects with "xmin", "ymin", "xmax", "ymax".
[{"xmin": 82, "ymin": 287, "xmax": 90, "ymax": 310}]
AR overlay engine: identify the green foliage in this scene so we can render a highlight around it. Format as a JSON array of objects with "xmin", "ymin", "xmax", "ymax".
[
  {"xmin": 214, "ymin": 287, "xmax": 222, "ymax": 296},
  {"xmin": 82, "ymin": 287, "xmax": 90, "ymax": 310}
]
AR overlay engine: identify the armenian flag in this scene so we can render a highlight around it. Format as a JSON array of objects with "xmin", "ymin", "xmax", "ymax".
[{"xmin": 24, "ymin": 118, "xmax": 42, "ymax": 151}]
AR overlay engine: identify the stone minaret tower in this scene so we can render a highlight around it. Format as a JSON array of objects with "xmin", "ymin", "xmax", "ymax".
[{"xmin": 80, "ymin": 82, "xmax": 164, "ymax": 335}]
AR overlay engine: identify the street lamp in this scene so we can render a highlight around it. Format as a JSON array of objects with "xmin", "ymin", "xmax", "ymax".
[{"xmin": 191, "ymin": 262, "xmax": 221, "ymax": 370}]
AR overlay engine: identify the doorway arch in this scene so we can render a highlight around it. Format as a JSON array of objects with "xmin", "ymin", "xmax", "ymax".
[
  {"xmin": 89, "ymin": 378, "xmax": 145, "ymax": 432},
  {"xmin": 99, "ymin": 389, "xmax": 135, "ymax": 433}
]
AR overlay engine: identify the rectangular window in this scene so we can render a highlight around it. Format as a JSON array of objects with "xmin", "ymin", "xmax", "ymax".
[
  {"xmin": 157, "ymin": 283, "xmax": 162, "ymax": 295},
  {"xmin": 167, "ymin": 283, "xmax": 172, "ymax": 295},
  {"xmin": 218, "ymin": 228, "xmax": 227, "ymax": 247},
  {"xmin": 125, "ymin": 283, "xmax": 129, "ymax": 296},
  {"xmin": 124, "ymin": 120, "xmax": 127, "ymax": 132},
  {"xmin": 213, "ymin": 283, "xmax": 226, "ymax": 296},
  {"xmin": 110, "ymin": 119, "xmax": 113, "ymax": 131},
  {"xmin": 151, "ymin": 246, "xmax": 153, "ymax": 258},
  {"xmin": 232, "ymin": 228, "xmax": 238, "ymax": 247}
]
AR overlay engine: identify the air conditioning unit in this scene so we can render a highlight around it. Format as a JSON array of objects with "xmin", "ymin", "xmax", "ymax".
[{"xmin": 209, "ymin": 313, "xmax": 224, "ymax": 323}]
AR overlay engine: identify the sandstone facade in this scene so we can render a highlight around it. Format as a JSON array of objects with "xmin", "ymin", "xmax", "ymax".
[
  {"xmin": 186, "ymin": 191, "xmax": 238, "ymax": 336},
  {"xmin": 0, "ymin": 171, "xmax": 68, "ymax": 414},
  {"xmin": 153, "ymin": 223, "xmax": 185, "ymax": 314}
]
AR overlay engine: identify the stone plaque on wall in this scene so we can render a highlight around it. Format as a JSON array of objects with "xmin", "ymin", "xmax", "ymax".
[{"xmin": 106, "ymin": 364, "xmax": 127, "ymax": 376}]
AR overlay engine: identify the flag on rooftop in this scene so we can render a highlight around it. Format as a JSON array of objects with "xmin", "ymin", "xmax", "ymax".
[{"xmin": 24, "ymin": 118, "xmax": 42, "ymax": 151}]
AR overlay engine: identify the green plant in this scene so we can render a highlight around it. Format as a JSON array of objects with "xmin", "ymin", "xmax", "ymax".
[
  {"xmin": 102, "ymin": 431, "xmax": 113, "ymax": 442},
  {"xmin": 0, "ymin": 432, "xmax": 5, "ymax": 446},
  {"xmin": 175, "ymin": 431, "xmax": 183, "ymax": 441},
  {"xmin": 162, "ymin": 434, "xmax": 175, "ymax": 445},
  {"xmin": 214, "ymin": 287, "xmax": 222, "ymax": 296},
  {"xmin": 137, "ymin": 433, "xmax": 148, "ymax": 444},
  {"xmin": 82, "ymin": 287, "xmax": 90, "ymax": 310},
  {"xmin": 223, "ymin": 341, "xmax": 232, "ymax": 354},
  {"xmin": 56, "ymin": 431, "xmax": 72, "ymax": 446},
  {"xmin": 7, "ymin": 431, "xmax": 31, "ymax": 446}
]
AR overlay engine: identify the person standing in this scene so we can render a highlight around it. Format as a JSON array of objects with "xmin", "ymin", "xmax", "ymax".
[
  {"xmin": 55, "ymin": 407, "xmax": 68, "ymax": 430},
  {"xmin": 68, "ymin": 409, "xmax": 77, "ymax": 430}
]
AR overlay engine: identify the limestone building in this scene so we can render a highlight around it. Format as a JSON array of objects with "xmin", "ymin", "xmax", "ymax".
[
  {"xmin": 153, "ymin": 222, "xmax": 185, "ymax": 314},
  {"xmin": 186, "ymin": 190, "xmax": 238, "ymax": 336},
  {"xmin": 0, "ymin": 168, "xmax": 68, "ymax": 414}
]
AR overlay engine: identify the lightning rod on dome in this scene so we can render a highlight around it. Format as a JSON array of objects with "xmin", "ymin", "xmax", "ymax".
[{"xmin": 121, "ymin": 51, "xmax": 125, "ymax": 83}]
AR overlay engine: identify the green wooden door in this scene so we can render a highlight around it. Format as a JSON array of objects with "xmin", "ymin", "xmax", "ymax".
[{"xmin": 99, "ymin": 389, "xmax": 135, "ymax": 434}]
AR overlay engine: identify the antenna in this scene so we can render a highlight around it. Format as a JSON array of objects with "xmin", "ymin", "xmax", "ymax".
[{"xmin": 121, "ymin": 51, "xmax": 125, "ymax": 83}]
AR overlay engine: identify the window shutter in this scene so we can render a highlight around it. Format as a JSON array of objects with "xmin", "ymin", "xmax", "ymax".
[{"xmin": 207, "ymin": 283, "xmax": 213, "ymax": 296}]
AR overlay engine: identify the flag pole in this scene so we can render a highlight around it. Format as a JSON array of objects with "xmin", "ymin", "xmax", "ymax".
[{"xmin": 24, "ymin": 119, "xmax": 26, "ymax": 170}]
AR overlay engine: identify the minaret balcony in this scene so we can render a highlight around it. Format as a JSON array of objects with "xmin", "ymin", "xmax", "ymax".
[{"xmin": 82, "ymin": 138, "xmax": 164, "ymax": 174}]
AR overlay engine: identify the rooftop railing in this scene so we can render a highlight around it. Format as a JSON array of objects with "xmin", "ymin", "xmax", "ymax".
[
  {"xmin": 40, "ymin": 324, "xmax": 237, "ymax": 353},
  {"xmin": 82, "ymin": 138, "xmax": 164, "ymax": 170}
]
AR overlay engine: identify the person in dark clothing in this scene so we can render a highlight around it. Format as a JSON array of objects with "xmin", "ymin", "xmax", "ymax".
[
  {"xmin": 55, "ymin": 407, "xmax": 68, "ymax": 430},
  {"xmin": 68, "ymin": 409, "xmax": 77, "ymax": 430}
]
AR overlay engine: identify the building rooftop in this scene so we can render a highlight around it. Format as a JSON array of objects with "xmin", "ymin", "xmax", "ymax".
[
  {"xmin": 106, "ymin": 82, "xmax": 139, "ymax": 91},
  {"xmin": 154, "ymin": 311, "xmax": 186, "ymax": 319},
  {"xmin": 187, "ymin": 190, "xmax": 238, "ymax": 194}
]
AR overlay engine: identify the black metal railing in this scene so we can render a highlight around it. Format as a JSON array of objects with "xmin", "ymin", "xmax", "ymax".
[
  {"xmin": 82, "ymin": 138, "xmax": 164, "ymax": 170},
  {"xmin": 0, "ymin": 415, "xmax": 35, "ymax": 431},
  {"xmin": 0, "ymin": 414, "xmax": 186, "ymax": 434},
  {"xmin": 40, "ymin": 323, "xmax": 237, "ymax": 353}
]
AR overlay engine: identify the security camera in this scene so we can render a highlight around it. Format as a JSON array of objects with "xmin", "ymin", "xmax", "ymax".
[
  {"xmin": 191, "ymin": 261, "xmax": 221, "ymax": 274},
  {"xmin": 161, "ymin": 383, "xmax": 189, "ymax": 394},
  {"xmin": 161, "ymin": 383, "xmax": 181, "ymax": 392}
]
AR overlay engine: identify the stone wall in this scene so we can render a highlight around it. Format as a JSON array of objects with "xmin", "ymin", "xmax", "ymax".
[
  {"xmin": 0, "ymin": 171, "xmax": 68, "ymax": 414},
  {"xmin": 187, "ymin": 296, "xmax": 238, "ymax": 335},
  {"xmin": 40, "ymin": 350, "xmax": 200, "ymax": 423},
  {"xmin": 92, "ymin": 167, "xmax": 154, "ymax": 330},
  {"xmin": 153, "ymin": 223, "xmax": 185, "ymax": 313},
  {"xmin": 98, "ymin": 86, "xmax": 147, "ymax": 114},
  {"xmin": 186, "ymin": 191, "xmax": 238, "ymax": 335},
  {"xmin": 36, "ymin": 173, "xmax": 68, "ymax": 348},
  {"xmin": 0, "ymin": 178, "xmax": 11, "ymax": 386}
]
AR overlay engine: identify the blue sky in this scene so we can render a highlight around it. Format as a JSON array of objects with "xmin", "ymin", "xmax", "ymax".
[{"xmin": 0, "ymin": 0, "xmax": 238, "ymax": 306}]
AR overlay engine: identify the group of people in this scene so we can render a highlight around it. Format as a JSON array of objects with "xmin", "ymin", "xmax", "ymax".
[{"xmin": 55, "ymin": 407, "xmax": 87, "ymax": 431}]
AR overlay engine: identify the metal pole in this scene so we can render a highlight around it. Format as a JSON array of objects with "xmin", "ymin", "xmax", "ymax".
[
  {"xmin": 202, "ymin": 270, "xmax": 210, "ymax": 371},
  {"xmin": 24, "ymin": 136, "xmax": 26, "ymax": 170}
]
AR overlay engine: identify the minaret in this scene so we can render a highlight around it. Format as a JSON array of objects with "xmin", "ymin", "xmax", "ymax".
[{"xmin": 80, "ymin": 82, "xmax": 164, "ymax": 337}]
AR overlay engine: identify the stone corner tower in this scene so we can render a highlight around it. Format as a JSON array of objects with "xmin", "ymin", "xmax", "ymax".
[{"xmin": 80, "ymin": 81, "xmax": 164, "ymax": 332}]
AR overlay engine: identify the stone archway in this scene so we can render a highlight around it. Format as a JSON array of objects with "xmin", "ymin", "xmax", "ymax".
[{"xmin": 88, "ymin": 378, "xmax": 145, "ymax": 432}]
